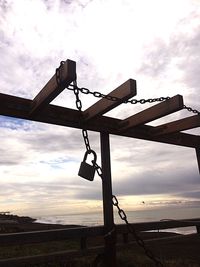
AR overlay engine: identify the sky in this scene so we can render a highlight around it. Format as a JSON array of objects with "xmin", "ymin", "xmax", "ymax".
[{"xmin": 0, "ymin": 0, "xmax": 200, "ymax": 218}]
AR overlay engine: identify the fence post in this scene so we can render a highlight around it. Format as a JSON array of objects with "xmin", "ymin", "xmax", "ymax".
[
  {"xmin": 196, "ymin": 148, "xmax": 200, "ymax": 174},
  {"xmin": 100, "ymin": 132, "xmax": 116, "ymax": 267},
  {"xmin": 80, "ymin": 237, "xmax": 87, "ymax": 250},
  {"xmin": 123, "ymin": 233, "xmax": 129, "ymax": 244}
]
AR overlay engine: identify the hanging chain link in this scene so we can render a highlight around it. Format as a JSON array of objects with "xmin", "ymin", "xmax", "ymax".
[
  {"xmin": 72, "ymin": 80, "xmax": 92, "ymax": 151},
  {"xmin": 112, "ymin": 195, "xmax": 164, "ymax": 267},
  {"xmin": 60, "ymin": 66, "xmax": 103, "ymax": 174},
  {"xmin": 73, "ymin": 80, "xmax": 82, "ymax": 112}
]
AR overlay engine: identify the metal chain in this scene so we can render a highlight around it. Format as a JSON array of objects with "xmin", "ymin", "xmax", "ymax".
[
  {"xmin": 68, "ymin": 83, "xmax": 200, "ymax": 115},
  {"xmin": 67, "ymin": 69, "xmax": 105, "ymax": 267},
  {"xmin": 125, "ymin": 96, "xmax": 170, "ymax": 104},
  {"xmin": 68, "ymin": 83, "xmax": 170, "ymax": 105},
  {"xmin": 183, "ymin": 104, "xmax": 200, "ymax": 115},
  {"xmin": 71, "ymin": 81, "xmax": 92, "ymax": 152},
  {"xmin": 69, "ymin": 80, "xmax": 103, "ymax": 176},
  {"xmin": 73, "ymin": 80, "xmax": 82, "ymax": 112},
  {"xmin": 112, "ymin": 195, "xmax": 164, "ymax": 267},
  {"xmin": 93, "ymin": 160, "xmax": 162, "ymax": 266},
  {"xmin": 72, "ymin": 80, "xmax": 93, "ymax": 152}
]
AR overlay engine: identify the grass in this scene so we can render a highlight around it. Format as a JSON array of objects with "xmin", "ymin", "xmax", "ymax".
[
  {"xmin": 1, "ymin": 240, "xmax": 200, "ymax": 267},
  {"xmin": 0, "ymin": 240, "xmax": 79, "ymax": 258},
  {"xmin": 117, "ymin": 248, "xmax": 200, "ymax": 267}
]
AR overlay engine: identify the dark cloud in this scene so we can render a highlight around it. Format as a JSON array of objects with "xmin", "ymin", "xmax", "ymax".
[
  {"xmin": 0, "ymin": 180, "xmax": 101, "ymax": 203},
  {"xmin": 74, "ymin": 187, "xmax": 102, "ymax": 200},
  {"xmin": 43, "ymin": 0, "xmax": 57, "ymax": 10},
  {"xmin": 0, "ymin": 0, "xmax": 11, "ymax": 13},
  {"xmin": 21, "ymin": 127, "xmax": 99, "ymax": 153},
  {"xmin": 112, "ymin": 168, "xmax": 200, "ymax": 198},
  {"xmin": 0, "ymin": 168, "xmax": 199, "ymax": 205},
  {"xmin": 60, "ymin": 0, "xmax": 74, "ymax": 5},
  {"xmin": 176, "ymin": 191, "xmax": 200, "ymax": 199},
  {"xmin": 59, "ymin": 0, "xmax": 95, "ymax": 9},
  {"xmin": 0, "ymin": 116, "xmax": 101, "ymax": 169},
  {"xmin": 0, "ymin": 154, "xmax": 26, "ymax": 165}
]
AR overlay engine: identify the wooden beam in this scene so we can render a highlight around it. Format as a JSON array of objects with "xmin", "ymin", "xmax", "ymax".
[
  {"xmin": 196, "ymin": 148, "xmax": 200, "ymax": 174},
  {"xmin": 0, "ymin": 93, "xmax": 200, "ymax": 148},
  {"xmin": 0, "ymin": 218, "xmax": 199, "ymax": 246},
  {"xmin": 133, "ymin": 125, "xmax": 200, "ymax": 149},
  {"xmin": 83, "ymin": 79, "xmax": 136, "ymax": 120},
  {"xmin": 151, "ymin": 115, "xmax": 200, "ymax": 136},
  {"xmin": 119, "ymin": 95, "xmax": 184, "ymax": 131},
  {"xmin": 30, "ymin": 59, "xmax": 76, "ymax": 115}
]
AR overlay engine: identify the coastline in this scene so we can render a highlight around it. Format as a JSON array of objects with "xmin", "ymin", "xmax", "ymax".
[{"xmin": 0, "ymin": 213, "xmax": 82, "ymax": 233}]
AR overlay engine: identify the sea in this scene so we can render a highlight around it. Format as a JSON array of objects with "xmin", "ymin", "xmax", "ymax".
[{"xmin": 36, "ymin": 206, "xmax": 200, "ymax": 235}]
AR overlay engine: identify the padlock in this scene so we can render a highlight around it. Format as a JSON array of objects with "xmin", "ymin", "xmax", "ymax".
[{"xmin": 78, "ymin": 150, "xmax": 97, "ymax": 181}]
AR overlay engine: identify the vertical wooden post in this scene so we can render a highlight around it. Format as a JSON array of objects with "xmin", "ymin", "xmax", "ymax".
[
  {"xmin": 195, "ymin": 148, "xmax": 200, "ymax": 174},
  {"xmin": 80, "ymin": 237, "xmax": 87, "ymax": 250},
  {"xmin": 100, "ymin": 132, "xmax": 116, "ymax": 267}
]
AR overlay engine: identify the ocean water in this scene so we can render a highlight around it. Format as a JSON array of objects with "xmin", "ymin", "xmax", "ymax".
[{"xmin": 36, "ymin": 206, "xmax": 200, "ymax": 235}]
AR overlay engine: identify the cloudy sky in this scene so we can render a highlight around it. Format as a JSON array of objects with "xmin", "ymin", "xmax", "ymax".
[{"xmin": 0, "ymin": 0, "xmax": 200, "ymax": 218}]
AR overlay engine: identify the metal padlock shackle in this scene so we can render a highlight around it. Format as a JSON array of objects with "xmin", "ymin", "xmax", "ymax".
[
  {"xmin": 78, "ymin": 149, "xmax": 97, "ymax": 181},
  {"xmin": 83, "ymin": 149, "xmax": 97, "ymax": 164}
]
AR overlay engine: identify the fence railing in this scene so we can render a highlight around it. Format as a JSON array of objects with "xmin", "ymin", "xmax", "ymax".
[{"xmin": 0, "ymin": 218, "xmax": 199, "ymax": 266}]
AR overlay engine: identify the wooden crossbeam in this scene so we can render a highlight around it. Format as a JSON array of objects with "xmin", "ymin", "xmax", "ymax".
[
  {"xmin": 83, "ymin": 79, "xmax": 136, "ymax": 121},
  {"xmin": 151, "ymin": 115, "xmax": 200, "ymax": 136},
  {"xmin": 0, "ymin": 93, "xmax": 200, "ymax": 148},
  {"xmin": 119, "ymin": 95, "xmax": 184, "ymax": 131},
  {"xmin": 30, "ymin": 59, "xmax": 76, "ymax": 115}
]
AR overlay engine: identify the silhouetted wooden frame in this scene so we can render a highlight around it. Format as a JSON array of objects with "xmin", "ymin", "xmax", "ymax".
[{"xmin": 0, "ymin": 59, "xmax": 199, "ymax": 267}]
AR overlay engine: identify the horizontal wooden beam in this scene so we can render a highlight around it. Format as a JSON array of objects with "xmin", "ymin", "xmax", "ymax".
[
  {"xmin": 30, "ymin": 59, "xmax": 76, "ymax": 115},
  {"xmin": 151, "ymin": 115, "xmax": 200, "ymax": 136},
  {"xmin": 0, "ymin": 93, "xmax": 199, "ymax": 148},
  {"xmin": 0, "ymin": 226, "xmax": 104, "ymax": 246},
  {"xmin": 0, "ymin": 218, "xmax": 199, "ymax": 246},
  {"xmin": 83, "ymin": 79, "xmax": 136, "ymax": 120},
  {"xmin": 119, "ymin": 95, "xmax": 184, "ymax": 131}
]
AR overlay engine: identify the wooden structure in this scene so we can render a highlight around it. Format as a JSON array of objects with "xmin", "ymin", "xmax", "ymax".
[{"xmin": 0, "ymin": 59, "xmax": 200, "ymax": 266}]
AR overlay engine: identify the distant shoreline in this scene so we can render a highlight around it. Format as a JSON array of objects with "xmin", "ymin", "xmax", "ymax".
[{"xmin": 0, "ymin": 213, "xmax": 82, "ymax": 233}]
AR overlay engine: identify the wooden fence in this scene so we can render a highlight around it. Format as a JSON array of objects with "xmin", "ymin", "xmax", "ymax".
[{"xmin": 0, "ymin": 218, "xmax": 200, "ymax": 266}]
